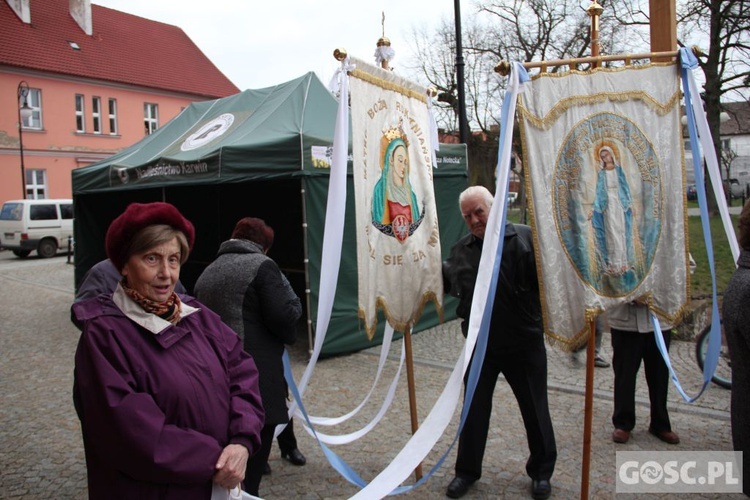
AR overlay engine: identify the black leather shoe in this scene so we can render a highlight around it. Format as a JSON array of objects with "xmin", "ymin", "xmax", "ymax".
[
  {"xmin": 531, "ymin": 479, "xmax": 551, "ymax": 500},
  {"xmin": 446, "ymin": 476, "xmax": 475, "ymax": 498},
  {"xmin": 281, "ymin": 448, "xmax": 307, "ymax": 466},
  {"xmin": 263, "ymin": 462, "xmax": 271, "ymax": 475}
]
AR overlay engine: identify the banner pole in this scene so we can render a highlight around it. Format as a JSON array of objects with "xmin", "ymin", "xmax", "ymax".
[
  {"xmin": 581, "ymin": 318, "xmax": 597, "ymax": 499},
  {"xmin": 580, "ymin": 4, "xmax": 602, "ymax": 499},
  {"xmin": 402, "ymin": 324, "xmax": 423, "ymax": 480},
  {"xmin": 494, "ymin": 50, "xmax": 680, "ymax": 76}
]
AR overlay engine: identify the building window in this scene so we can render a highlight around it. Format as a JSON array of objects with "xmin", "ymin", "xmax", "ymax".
[
  {"xmin": 108, "ymin": 98, "xmax": 118, "ymax": 135},
  {"xmin": 25, "ymin": 169, "xmax": 47, "ymax": 199},
  {"xmin": 144, "ymin": 103, "xmax": 158, "ymax": 135},
  {"xmin": 75, "ymin": 94, "xmax": 85, "ymax": 133},
  {"xmin": 20, "ymin": 88, "xmax": 43, "ymax": 130},
  {"xmin": 92, "ymin": 96, "xmax": 102, "ymax": 134}
]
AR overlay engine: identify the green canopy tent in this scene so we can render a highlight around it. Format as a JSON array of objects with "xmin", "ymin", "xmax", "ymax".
[{"xmin": 72, "ymin": 72, "xmax": 468, "ymax": 356}]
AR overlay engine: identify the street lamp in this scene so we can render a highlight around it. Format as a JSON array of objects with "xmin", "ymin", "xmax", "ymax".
[
  {"xmin": 453, "ymin": 0, "xmax": 468, "ymax": 144},
  {"xmin": 17, "ymin": 81, "xmax": 33, "ymax": 199}
]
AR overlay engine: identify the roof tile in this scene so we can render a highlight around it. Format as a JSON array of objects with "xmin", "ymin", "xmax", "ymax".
[{"xmin": 0, "ymin": 0, "xmax": 239, "ymax": 98}]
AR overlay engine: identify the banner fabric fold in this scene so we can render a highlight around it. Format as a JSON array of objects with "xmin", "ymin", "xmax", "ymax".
[
  {"xmin": 517, "ymin": 63, "xmax": 690, "ymax": 349},
  {"xmin": 348, "ymin": 57, "xmax": 443, "ymax": 337}
]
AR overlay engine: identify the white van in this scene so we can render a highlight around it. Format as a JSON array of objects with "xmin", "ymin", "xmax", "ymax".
[{"xmin": 0, "ymin": 199, "xmax": 74, "ymax": 258}]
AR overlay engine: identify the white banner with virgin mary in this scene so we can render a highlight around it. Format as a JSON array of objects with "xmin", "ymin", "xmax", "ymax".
[
  {"xmin": 349, "ymin": 57, "xmax": 443, "ymax": 338},
  {"xmin": 517, "ymin": 62, "xmax": 690, "ymax": 348}
]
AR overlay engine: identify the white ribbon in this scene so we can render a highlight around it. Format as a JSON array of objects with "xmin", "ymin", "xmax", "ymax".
[
  {"xmin": 350, "ymin": 62, "xmax": 527, "ymax": 499},
  {"xmin": 289, "ymin": 56, "xmax": 405, "ymax": 444},
  {"xmin": 685, "ymin": 67, "xmax": 740, "ymax": 261},
  {"xmin": 427, "ymin": 95, "xmax": 440, "ymax": 168}
]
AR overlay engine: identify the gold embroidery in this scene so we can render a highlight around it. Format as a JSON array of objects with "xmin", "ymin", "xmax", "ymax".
[
  {"xmin": 350, "ymin": 68, "xmax": 427, "ymax": 104},
  {"xmin": 358, "ymin": 291, "xmax": 443, "ymax": 340}
]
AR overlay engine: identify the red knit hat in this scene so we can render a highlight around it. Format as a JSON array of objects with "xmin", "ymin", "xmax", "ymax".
[{"xmin": 106, "ymin": 202, "xmax": 195, "ymax": 271}]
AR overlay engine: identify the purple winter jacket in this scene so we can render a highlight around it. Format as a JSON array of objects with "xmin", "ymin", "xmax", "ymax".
[{"xmin": 72, "ymin": 292, "xmax": 265, "ymax": 500}]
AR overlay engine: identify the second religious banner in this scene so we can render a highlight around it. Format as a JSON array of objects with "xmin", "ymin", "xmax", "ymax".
[
  {"xmin": 349, "ymin": 57, "xmax": 443, "ymax": 338},
  {"xmin": 518, "ymin": 62, "xmax": 690, "ymax": 347}
]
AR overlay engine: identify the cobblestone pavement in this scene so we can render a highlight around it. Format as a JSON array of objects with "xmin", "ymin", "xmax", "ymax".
[{"xmin": 0, "ymin": 253, "xmax": 741, "ymax": 499}]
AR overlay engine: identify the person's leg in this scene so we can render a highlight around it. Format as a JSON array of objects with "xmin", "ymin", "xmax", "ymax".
[
  {"xmin": 454, "ymin": 353, "xmax": 502, "ymax": 481},
  {"xmin": 245, "ymin": 425, "xmax": 275, "ymax": 496},
  {"xmin": 278, "ymin": 417, "xmax": 306, "ymax": 465},
  {"xmin": 502, "ymin": 345, "xmax": 557, "ymax": 481},
  {"xmin": 611, "ymin": 328, "xmax": 644, "ymax": 431},
  {"xmin": 277, "ymin": 418, "xmax": 298, "ymax": 454},
  {"xmin": 643, "ymin": 329, "xmax": 672, "ymax": 433},
  {"xmin": 595, "ymin": 316, "xmax": 604, "ymax": 354}
]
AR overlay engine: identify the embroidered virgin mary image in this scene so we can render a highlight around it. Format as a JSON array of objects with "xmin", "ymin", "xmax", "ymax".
[
  {"xmin": 590, "ymin": 144, "xmax": 644, "ymax": 294},
  {"xmin": 554, "ymin": 113, "xmax": 661, "ymax": 297},
  {"xmin": 371, "ymin": 129, "xmax": 424, "ymax": 242}
]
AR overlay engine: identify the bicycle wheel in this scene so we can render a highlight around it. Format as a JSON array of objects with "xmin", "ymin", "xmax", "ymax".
[{"xmin": 695, "ymin": 325, "xmax": 732, "ymax": 389}]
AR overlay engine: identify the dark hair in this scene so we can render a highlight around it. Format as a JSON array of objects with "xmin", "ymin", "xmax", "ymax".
[
  {"xmin": 739, "ymin": 199, "xmax": 750, "ymax": 251},
  {"xmin": 231, "ymin": 217, "xmax": 274, "ymax": 251}
]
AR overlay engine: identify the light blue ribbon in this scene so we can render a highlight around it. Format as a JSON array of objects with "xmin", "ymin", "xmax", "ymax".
[
  {"xmin": 649, "ymin": 47, "xmax": 723, "ymax": 402},
  {"xmin": 281, "ymin": 62, "xmax": 526, "ymax": 495}
]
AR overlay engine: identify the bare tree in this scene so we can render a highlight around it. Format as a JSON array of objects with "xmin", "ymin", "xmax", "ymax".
[
  {"xmin": 611, "ymin": 0, "xmax": 750, "ymax": 211},
  {"xmin": 721, "ymin": 143, "xmax": 738, "ymax": 190},
  {"xmin": 405, "ymin": 0, "xmax": 634, "ymax": 191},
  {"xmin": 407, "ymin": 18, "xmax": 502, "ymax": 135}
]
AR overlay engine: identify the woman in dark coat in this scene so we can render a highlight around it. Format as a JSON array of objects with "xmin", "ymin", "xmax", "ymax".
[
  {"xmin": 194, "ymin": 217, "xmax": 302, "ymax": 497},
  {"xmin": 723, "ymin": 199, "xmax": 750, "ymax": 496},
  {"xmin": 72, "ymin": 202, "xmax": 264, "ymax": 500}
]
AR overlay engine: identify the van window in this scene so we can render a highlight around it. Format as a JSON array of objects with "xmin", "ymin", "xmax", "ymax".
[
  {"xmin": 60, "ymin": 204, "xmax": 74, "ymax": 220},
  {"xmin": 30, "ymin": 204, "xmax": 58, "ymax": 221},
  {"xmin": 0, "ymin": 203, "xmax": 23, "ymax": 221}
]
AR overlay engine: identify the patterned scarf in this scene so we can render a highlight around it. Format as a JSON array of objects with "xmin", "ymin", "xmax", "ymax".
[{"xmin": 121, "ymin": 279, "xmax": 182, "ymax": 324}]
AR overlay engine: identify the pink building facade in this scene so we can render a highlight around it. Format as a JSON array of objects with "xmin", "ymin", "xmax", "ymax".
[{"xmin": 0, "ymin": 0, "xmax": 239, "ymax": 206}]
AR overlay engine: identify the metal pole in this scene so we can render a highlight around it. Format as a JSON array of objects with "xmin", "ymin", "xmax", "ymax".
[
  {"xmin": 17, "ymin": 81, "xmax": 29, "ymax": 200},
  {"xmin": 494, "ymin": 49, "xmax": 682, "ymax": 75},
  {"xmin": 454, "ymin": 0, "xmax": 468, "ymax": 144},
  {"xmin": 299, "ymin": 179, "xmax": 314, "ymax": 357}
]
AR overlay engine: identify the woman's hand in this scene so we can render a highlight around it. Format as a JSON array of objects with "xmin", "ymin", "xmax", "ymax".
[{"xmin": 213, "ymin": 444, "xmax": 249, "ymax": 489}]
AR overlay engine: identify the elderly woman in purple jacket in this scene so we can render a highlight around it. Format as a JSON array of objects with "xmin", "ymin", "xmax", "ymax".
[{"xmin": 72, "ymin": 202, "xmax": 265, "ymax": 500}]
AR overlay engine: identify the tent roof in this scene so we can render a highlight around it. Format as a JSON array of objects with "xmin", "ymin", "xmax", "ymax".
[{"xmin": 72, "ymin": 72, "xmax": 339, "ymax": 193}]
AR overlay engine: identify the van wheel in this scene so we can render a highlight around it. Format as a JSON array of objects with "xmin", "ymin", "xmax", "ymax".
[
  {"xmin": 37, "ymin": 239, "xmax": 58, "ymax": 258},
  {"xmin": 12, "ymin": 250, "xmax": 31, "ymax": 258}
]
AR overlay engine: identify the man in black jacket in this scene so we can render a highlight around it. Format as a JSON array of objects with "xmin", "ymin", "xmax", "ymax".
[{"xmin": 443, "ymin": 186, "xmax": 556, "ymax": 500}]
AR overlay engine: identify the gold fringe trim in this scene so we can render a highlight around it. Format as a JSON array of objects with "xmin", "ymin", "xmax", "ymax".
[
  {"xmin": 519, "ymin": 89, "xmax": 681, "ymax": 131},
  {"xmin": 358, "ymin": 291, "xmax": 444, "ymax": 340},
  {"xmin": 544, "ymin": 296, "xmax": 692, "ymax": 353},
  {"xmin": 349, "ymin": 68, "xmax": 427, "ymax": 103},
  {"xmin": 517, "ymin": 62, "xmax": 690, "ymax": 352},
  {"xmin": 525, "ymin": 60, "xmax": 677, "ymax": 79}
]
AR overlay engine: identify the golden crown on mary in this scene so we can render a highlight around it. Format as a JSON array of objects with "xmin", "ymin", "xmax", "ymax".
[{"xmin": 382, "ymin": 120, "xmax": 409, "ymax": 147}]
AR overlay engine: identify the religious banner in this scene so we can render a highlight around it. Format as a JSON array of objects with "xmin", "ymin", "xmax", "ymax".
[
  {"xmin": 348, "ymin": 57, "xmax": 443, "ymax": 338},
  {"xmin": 517, "ymin": 63, "xmax": 690, "ymax": 348}
]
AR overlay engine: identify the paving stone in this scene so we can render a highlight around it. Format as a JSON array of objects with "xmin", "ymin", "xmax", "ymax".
[{"xmin": 0, "ymin": 254, "xmax": 741, "ymax": 499}]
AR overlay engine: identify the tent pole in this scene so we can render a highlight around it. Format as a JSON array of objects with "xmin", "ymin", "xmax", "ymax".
[
  {"xmin": 403, "ymin": 324, "xmax": 423, "ymax": 480},
  {"xmin": 299, "ymin": 178, "xmax": 314, "ymax": 357}
]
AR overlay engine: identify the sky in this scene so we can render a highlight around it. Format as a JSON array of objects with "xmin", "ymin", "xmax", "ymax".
[{"xmin": 92, "ymin": 0, "xmax": 459, "ymax": 91}]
